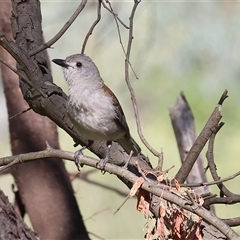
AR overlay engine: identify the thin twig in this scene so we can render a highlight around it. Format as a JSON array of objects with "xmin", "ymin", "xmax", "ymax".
[
  {"xmin": 182, "ymin": 170, "xmax": 240, "ymax": 188},
  {"xmin": 113, "ymin": 196, "xmax": 130, "ymax": 215},
  {"xmin": 186, "ymin": 190, "xmax": 197, "ymax": 206},
  {"xmin": 102, "ymin": 0, "xmax": 129, "ymax": 29},
  {"xmin": 29, "ymin": 0, "xmax": 87, "ymax": 56},
  {"xmin": 123, "ymin": 150, "xmax": 133, "ymax": 168},
  {"xmin": 218, "ymin": 89, "xmax": 229, "ymax": 105},
  {"xmin": 135, "ymin": 161, "xmax": 150, "ymax": 182},
  {"xmin": 206, "ymin": 122, "xmax": 238, "ymax": 197},
  {"xmin": 104, "ymin": 0, "xmax": 126, "ymax": 55},
  {"xmin": 105, "ymin": 0, "xmax": 138, "ymax": 79},
  {"xmin": 0, "ymin": 160, "xmax": 17, "ymax": 173},
  {"xmin": 0, "ymin": 57, "xmax": 17, "ymax": 74},
  {"xmin": 84, "ymin": 207, "xmax": 109, "ymax": 221},
  {"xmin": 204, "ymin": 196, "xmax": 240, "ymax": 205},
  {"xmin": 88, "ymin": 232, "xmax": 104, "ymax": 240},
  {"xmin": 125, "ymin": 0, "xmax": 161, "ymax": 160},
  {"xmin": 81, "ymin": 0, "xmax": 101, "ymax": 54},
  {"xmin": 0, "ymin": 148, "xmax": 74, "ymax": 171},
  {"xmin": 80, "ymin": 169, "xmax": 128, "ymax": 197},
  {"xmin": 157, "ymin": 149, "xmax": 164, "ymax": 171},
  {"xmin": 9, "ymin": 108, "xmax": 31, "ymax": 120}
]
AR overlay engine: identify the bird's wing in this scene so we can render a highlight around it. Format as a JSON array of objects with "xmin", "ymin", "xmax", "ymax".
[
  {"xmin": 102, "ymin": 84, "xmax": 141, "ymax": 155},
  {"xmin": 102, "ymin": 84, "xmax": 130, "ymax": 138}
]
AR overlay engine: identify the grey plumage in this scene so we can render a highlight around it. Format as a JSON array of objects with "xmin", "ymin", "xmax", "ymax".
[{"xmin": 52, "ymin": 54, "xmax": 141, "ymax": 162}]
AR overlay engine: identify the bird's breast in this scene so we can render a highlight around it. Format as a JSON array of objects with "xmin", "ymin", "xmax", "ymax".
[{"xmin": 67, "ymin": 89, "xmax": 125, "ymax": 141}]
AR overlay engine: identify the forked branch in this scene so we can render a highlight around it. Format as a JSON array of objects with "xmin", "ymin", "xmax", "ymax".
[
  {"xmin": 0, "ymin": 147, "xmax": 239, "ymax": 239},
  {"xmin": 175, "ymin": 90, "xmax": 228, "ymax": 183}
]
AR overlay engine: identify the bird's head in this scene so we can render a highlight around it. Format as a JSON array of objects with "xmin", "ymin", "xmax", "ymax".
[{"xmin": 52, "ymin": 54, "xmax": 102, "ymax": 87}]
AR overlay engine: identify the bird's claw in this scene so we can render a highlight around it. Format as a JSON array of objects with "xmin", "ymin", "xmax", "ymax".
[
  {"xmin": 96, "ymin": 157, "xmax": 109, "ymax": 174},
  {"xmin": 74, "ymin": 150, "xmax": 84, "ymax": 171}
]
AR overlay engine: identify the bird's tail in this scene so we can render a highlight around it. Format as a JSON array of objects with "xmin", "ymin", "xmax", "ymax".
[{"xmin": 117, "ymin": 136, "xmax": 141, "ymax": 156}]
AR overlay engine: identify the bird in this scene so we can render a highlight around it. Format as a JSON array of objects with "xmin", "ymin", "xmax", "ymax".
[{"xmin": 52, "ymin": 54, "xmax": 141, "ymax": 169}]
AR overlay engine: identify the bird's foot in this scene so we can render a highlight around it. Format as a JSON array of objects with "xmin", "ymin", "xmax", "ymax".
[
  {"xmin": 96, "ymin": 157, "xmax": 109, "ymax": 173},
  {"xmin": 74, "ymin": 149, "xmax": 85, "ymax": 171},
  {"xmin": 74, "ymin": 140, "xmax": 94, "ymax": 171},
  {"xmin": 96, "ymin": 141, "xmax": 112, "ymax": 173}
]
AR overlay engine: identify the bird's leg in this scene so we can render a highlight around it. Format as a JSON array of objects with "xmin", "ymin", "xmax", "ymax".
[
  {"xmin": 74, "ymin": 140, "xmax": 94, "ymax": 171},
  {"xmin": 96, "ymin": 141, "xmax": 112, "ymax": 171}
]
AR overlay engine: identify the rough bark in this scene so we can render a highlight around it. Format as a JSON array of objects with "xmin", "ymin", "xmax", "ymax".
[
  {"xmin": 0, "ymin": 1, "xmax": 89, "ymax": 239},
  {"xmin": 0, "ymin": 190, "xmax": 38, "ymax": 240},
  {"xmin": 0, "ymin": 0, "xmax": 237, "ymax": 239}
]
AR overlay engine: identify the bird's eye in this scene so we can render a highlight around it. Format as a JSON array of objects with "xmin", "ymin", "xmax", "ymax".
[{"xmin": 76, "ymin": 62, "xmax": 82, "ymax": 67}]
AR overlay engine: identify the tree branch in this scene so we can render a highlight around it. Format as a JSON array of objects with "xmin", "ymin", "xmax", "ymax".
[
  {"xmin": 124, "ymin": 0, "xmax": 162, "ymax": 162},
  {"xmin": 223, "ymin": 217, "xmax": 240, "ymax": 227},
  {"xmin": 182, "ymin": 170, "xmax": 240, "ymax": 188},
  {"xmin": 29, "ymin": 0, "xmax": 87, "ymax": 56},
  {"xmin": 206, "ymin": 122, "xmax": 238, "ymax": 197},
  {"xmin": 175, "ymin": 90, "xmax": 228, "ymax": 183},
  {"xmin": 0, "ymin": 148, "xmax": 239, "ymax": 239},
  {"xmin": 0, "ymin": 32, "xmax": 47, "ymax": 97},
  {"xmin": 102, "ymin": 0, "xmax": 129, "ymax": 29},
  {"xmin": 81, "ymin": 0, "xmax": 101, "ymax": 54},
  {"xmin": 0, "ymin": 57, "xmax": 46, "ymax": 97},
  {"xmin": 169, "ymin": 92, "xmax": 211, "ymax": 195}
]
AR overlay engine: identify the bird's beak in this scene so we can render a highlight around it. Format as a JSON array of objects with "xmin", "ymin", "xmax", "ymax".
[{"xmin": 52, "ymin": 59, "xmax": 70, "ymax": 68}]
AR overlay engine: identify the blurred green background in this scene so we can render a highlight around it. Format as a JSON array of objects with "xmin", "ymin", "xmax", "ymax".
[{"xmin": 1, "ymin": 1, "xmax": 240, "ymax": 239}]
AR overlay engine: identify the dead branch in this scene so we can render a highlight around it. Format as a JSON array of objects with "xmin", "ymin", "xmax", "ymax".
[
  {"xmin": 223, "ymin": 217, "xmax": 240, "ymax": 227},
  {"xmin": 204, "ymin": 195, "xmax": 240, "ymax": 205},
  {"xmin": 182, "ymin": 170, "xmax": 240, "ymax": 188},
  {"xmin": 175, "ymin": 90, "xmax": 228, "ymax": 184},
  {"xmin": 169, "ymin": 92, "xmax": 210, "ymax": 195},
  {"xmin": 70, "ymin": 169, "xmax": 129, "ymax": 198}
]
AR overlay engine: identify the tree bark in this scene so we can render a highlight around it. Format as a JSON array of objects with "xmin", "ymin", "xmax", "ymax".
[
  {"xmin": 0, "ymin": 0, "xmax": 237, "ymax": 239},
  {"xmin": 0, "ymin": 1, "xmax": 89, "ymax": 239},
  {"xmin": 0, "ymin": 190, "xmax": 38, "ymax": 240}
]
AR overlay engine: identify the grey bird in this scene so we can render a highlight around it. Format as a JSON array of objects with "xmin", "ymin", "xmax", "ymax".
[{"xmin": 52, "ymin": 54, "xmax": 141, "ymax": 168}]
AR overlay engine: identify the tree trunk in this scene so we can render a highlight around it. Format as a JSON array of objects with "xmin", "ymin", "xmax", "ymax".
[
  {"xmin": 0, "ymin": 1, "xmax": 89, "ymax": 239},
  {"xmin": 0, "ymin": 190, "xmax": 38, "ymax": 240}
]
